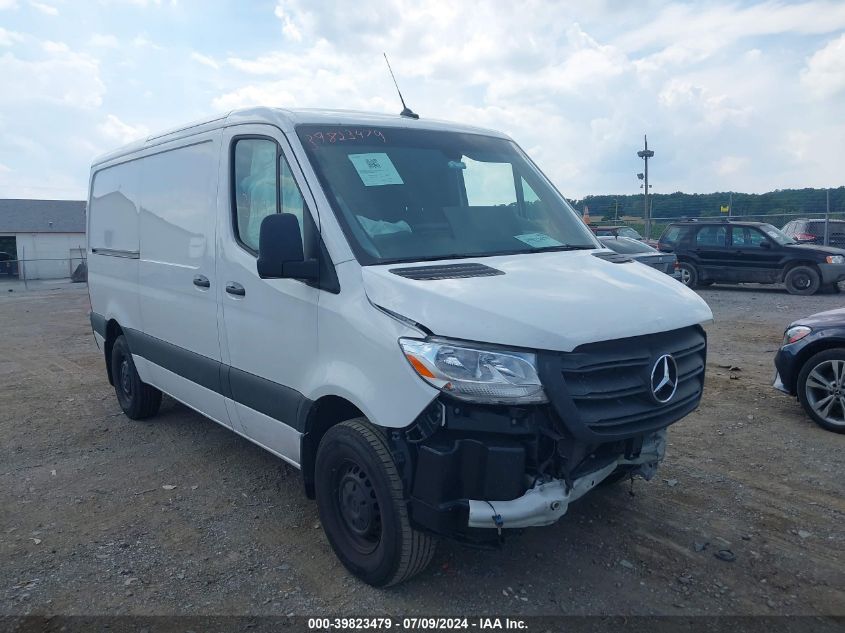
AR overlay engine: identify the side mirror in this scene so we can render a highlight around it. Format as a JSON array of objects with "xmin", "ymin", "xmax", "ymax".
[
  {"xmin": 257, "ymin": 213, "xmax": 319, "ymax": 280},
  {"xmin": 760, "ymin": 240, "xmax": 772, "ymax": 249}
]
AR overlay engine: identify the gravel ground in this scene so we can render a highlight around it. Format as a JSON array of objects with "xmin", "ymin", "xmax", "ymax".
[{"xmin": 1, "ymin": 283, "xmax": 843, "ymax": 616}]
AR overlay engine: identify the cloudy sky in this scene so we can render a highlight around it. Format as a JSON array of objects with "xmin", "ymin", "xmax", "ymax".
[{"xmin": 1, "ymin": 0, "xmax": 844, "ymax": 201}]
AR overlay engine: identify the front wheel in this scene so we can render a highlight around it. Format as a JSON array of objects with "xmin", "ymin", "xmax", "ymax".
[
  {"xmin": 677, "ymin": 262, "xmax": 699, "ymax": 288},
  {"xmin": 797, "ymin": 349, "xmax": 845, "ymax": 433},
  {"xmin": 785, "ymin": 265, "xmax": 820, "ymax": 295},
  {"xmin": 315, "ymin": 418, "xmax": 437, "ymax": 586}
]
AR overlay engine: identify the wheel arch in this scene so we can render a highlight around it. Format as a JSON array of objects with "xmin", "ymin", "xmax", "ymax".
[
  {"xmin": 791, "ymin": 340, "xmax": 845, "ymax": 393},
  {"xmin": 103, "ymin": 319, "xmax": 124, "ymax": 386},
  {"xmin": 300, "ymin": 395, "xmax": 365, "ymax": 499},
  {"xmin": 781, "ymin": 260, "xmax": 821, "ymax": 283}
]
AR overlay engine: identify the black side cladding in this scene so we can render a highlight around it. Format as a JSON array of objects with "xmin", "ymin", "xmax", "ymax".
[{"xmin": 389, "ymin": 263, "xmax": 505, "ymax": 280}]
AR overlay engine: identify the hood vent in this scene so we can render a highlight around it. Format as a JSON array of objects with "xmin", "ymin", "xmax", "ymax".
[
  {"xmin": 593, "ymin": 251, "xmax": 633, "ymax": 264},
  {"xmin": 390, "ymin": 262, "xmax": 505, "ymax": 280}
]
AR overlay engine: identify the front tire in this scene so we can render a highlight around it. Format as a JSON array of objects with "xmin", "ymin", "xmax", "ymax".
[
  {"xmin": 678, "ymin": 262, "xmax": 699, "ymax": 288},
  {"xmin": 110, "ymin": 335, "xmax": 162, "ymax": 420},
  {"xmin": 785, "ymin": 265, "xmax": 820, "ymax": 295},
  {"xmin": 315, "ymin": 418, "xmax": 437, "ymax": 586},
  {"xmin": 797, "ymin": 349, "xmax": 845, "ymax": 433}
]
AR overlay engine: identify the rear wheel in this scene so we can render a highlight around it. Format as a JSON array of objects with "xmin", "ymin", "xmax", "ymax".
[
  {"xmin": 785, "ymin": 265, "xmax": 820, "ymax": 295},
  {"xmin": 797, "ymin": 349, "xmax": 845, "ymax": 433},
  {"xmin": 110, "ymin": 335, "xmax": 162, "ymax": 420},
  {"xmin": 315, "ymin": 418, "xmax": 437, "ymax": 586},
  {"xmin": 677, "ymin": 262, "xmax": 698, "ymax": 288}
]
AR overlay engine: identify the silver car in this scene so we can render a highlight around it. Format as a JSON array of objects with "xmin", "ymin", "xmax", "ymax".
[{"xmin": 599, "ymin": 236, "xmax": 680, "ymax": 279}]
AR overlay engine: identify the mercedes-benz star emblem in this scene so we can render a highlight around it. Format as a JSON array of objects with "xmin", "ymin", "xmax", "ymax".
[{"xmin": 650, "ymin": 354, "xmax": 678, "ymax": 403}]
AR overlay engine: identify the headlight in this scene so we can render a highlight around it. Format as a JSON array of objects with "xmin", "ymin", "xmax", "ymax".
[
  {"xmin": 783, "ymin": 325, "xmax": 811, "ymax": 345},
  {"xmin": 399, "ymin": 338, "xmax": 547, "ymax": 404},
  {"xmin": 826, "ymin": 255, "xmax": 845, "ymax": 264}
]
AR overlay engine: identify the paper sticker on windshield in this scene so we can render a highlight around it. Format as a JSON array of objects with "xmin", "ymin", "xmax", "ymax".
[
  {"xmin": 348, "ymin": 153, "xmax": 404, "ymax": 186},
  {"xmin": 514, "ymin": 233, "xmax": 564, "ymax": 248}
]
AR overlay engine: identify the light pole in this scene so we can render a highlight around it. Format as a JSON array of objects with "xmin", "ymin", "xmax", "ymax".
[{"xmin": 637, "ymin": 135, "xmax": 654, "ymax": 239}]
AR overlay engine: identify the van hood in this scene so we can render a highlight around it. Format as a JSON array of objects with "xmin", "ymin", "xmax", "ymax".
[{"xmin": 362, "ymin": 250, "xmax": 713, "ymax": 352}]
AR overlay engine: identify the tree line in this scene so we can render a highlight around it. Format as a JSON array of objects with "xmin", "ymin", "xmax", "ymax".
[{"xmin": 571, "ymin": 187, "xmax": 845, "ymax": 222}]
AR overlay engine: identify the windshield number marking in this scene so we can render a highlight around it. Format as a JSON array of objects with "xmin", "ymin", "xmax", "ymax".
[{"xmin": 305, "ymin": 129, "xmax": 387, "ymax": 149}]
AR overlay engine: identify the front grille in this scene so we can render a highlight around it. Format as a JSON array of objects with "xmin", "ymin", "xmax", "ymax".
[{"xmin": 538, "ymin": 326, "xmax": 706, "ymax": 442}]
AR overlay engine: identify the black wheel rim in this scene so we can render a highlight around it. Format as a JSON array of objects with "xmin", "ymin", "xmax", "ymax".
[
  {"xmin": 793, "ymin": 273, "xmax": 811, "ymax": 290},
  {"xmin": 119, "ymin": 357, "xmax": 133, "ymax": 400},
  {"xmin": 332, "ymin": 459, "xmax": 381, "ymax": 555}
]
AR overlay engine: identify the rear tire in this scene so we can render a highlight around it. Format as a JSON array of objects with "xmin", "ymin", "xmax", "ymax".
[
  {"xmin": 797, "ymin": 348, "xmax": 845, "ymax": 433},
  {"xmin": 315, "ymin": 418, "xmax": 437, "ymax": 587},
  {"xmin": 785, "ymin": 265, "xmax": 820, "ymax": 295},
  {"xmin": 110, "ymin": 335, "xmax": 162, "ymax": 420},
  {"xmin": 678, "ymin": 262, "xmax": 699, "ymax": 288}
]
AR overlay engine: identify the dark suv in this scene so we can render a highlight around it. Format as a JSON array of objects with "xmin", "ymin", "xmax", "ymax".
[
  {"xmin": 781, "ymin": 218, "xmax": 845, "ymax": 248},
  {"xmin": 657, "ymin": 220, "xmax": 845, "ymax": 295}
]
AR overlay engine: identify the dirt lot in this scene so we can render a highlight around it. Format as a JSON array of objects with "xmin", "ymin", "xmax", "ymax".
[{"xmin": 1, "ymin": 283, "xmax": 843, "ymax": 616}]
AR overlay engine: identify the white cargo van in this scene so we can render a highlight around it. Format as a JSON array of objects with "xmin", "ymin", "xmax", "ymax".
[{"xmin": 88, "ymin": 107, "xmax": 712, "ymax": 586}]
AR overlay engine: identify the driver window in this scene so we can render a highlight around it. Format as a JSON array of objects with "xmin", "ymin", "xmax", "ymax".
[
  {"xmin": 731, "ymin": 226, "xmax": 767, "ymax": 248},
  {"xmin": 234, "ymin": 138, "xmax": 278, "ymax": 252}
]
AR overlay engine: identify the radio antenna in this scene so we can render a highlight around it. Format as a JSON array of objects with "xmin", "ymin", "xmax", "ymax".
[{"xmin": 383, "ymin": 53, "xmax": 419, "ymax": 119}]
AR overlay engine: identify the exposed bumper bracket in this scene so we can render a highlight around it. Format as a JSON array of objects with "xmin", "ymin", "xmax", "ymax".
[{"xmin": 467, "ymin": 430, "xmax": 666, "ymax": 529}]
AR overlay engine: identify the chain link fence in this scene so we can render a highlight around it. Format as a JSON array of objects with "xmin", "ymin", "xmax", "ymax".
[{"xmin": 0, "ymin": 256, "xmax": 88, "ymax": 289}]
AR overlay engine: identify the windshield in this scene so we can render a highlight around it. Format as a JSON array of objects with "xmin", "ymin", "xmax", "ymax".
[
  {"xmin": 759, "ymin": 223, "xmax": 795, "ymax": 245},
  {"xmin": 296, "ymin": 125, "xmax": 598, "ymax": 265},
  {"xmin": 599, "ymin": 237, "xmax": 657, "ymax": 254}
]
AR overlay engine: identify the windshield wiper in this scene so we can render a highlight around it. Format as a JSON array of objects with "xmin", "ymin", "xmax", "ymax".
[{"xmin": 528, "ymin": 244, "xmax": 596, "ymax": 253}]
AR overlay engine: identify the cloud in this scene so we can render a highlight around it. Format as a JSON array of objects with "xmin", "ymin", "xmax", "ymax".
[
  {"xmin": 0, "ymin": 45, "xmax": 105, "ymax": 108},
  {"xmin": 0, "ymin": 0, "xmax": 19, "ymax": 9},
  {"xmin": 89, "ymin": 33, "xmax": 120, "ymax": 48},
  {"xmin": 99, "ymin": 114, "xmax": 149, "ymax": 144},
  {"xmin": 801, "ymin": 33, "xmax": 845, "ymax": 99},
  {"xmin": 132, "ymin": 34, "xmax": 162, "ymax": 49},
  {"xmin": 715, "ymin": 155, "xmax": 750, "ymax": 176},
  {"xmin": 28, "ymin": 1, "xmax": 57, "ymax": 15},
  {"xmin": 658, "ymin": 79, "xmax": 752, "ymax": 128},
  {"xmin": 0, "ymin": 27, "xmax": 24, "ymax": 46},
  {"xmin": 190, "ymin": 51, "xmax": 219, "ymax": 70}
]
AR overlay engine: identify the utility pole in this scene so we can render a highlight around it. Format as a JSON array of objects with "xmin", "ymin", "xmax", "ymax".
[
  {"xmin": 637, "ymin": 135, "xmax": 654, "ymax": 239},
  {"xmin": 729, "ymin": 192, "xmax": 733, "ymax": 218}
]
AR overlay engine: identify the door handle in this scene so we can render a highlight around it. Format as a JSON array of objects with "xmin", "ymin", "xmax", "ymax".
[
  {"xmin": 193, "ymin": 275, "xmax": 210, "ymax": 288},
  {"xmin": 225, "ymin": 282, "xmax": 246, "ymax": 297}
]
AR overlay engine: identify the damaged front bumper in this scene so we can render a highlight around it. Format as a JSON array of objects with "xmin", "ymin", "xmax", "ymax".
[{"xmin": 467, "ymin": 430, "xmax": 666, "ymax": 529}]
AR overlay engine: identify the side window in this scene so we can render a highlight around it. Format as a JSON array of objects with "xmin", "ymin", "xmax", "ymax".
[
  {"xmin": 782, "ymin": 222, "xmax": 794, "ymax": 236},
  {"xmin": 661, "ymin": 225, "xmax": 681, "ymax": 244},
  {"xmin": 234, "ymin": 138, "xmax": 278, "ymax": 252},
  {"xmin": 233, "ymin": 137, "xmax": 315, "ymax": 257},
  {"xmin": 731, "ymin": 227, "xmax": 767, "ymax": 248},
  {"xmin": 695, "ymin": 226, "xmax": 727, "ymax": 246},
  {"xmin": 463, "ymin": 158, "xmax": 517, "ymax": 207}
]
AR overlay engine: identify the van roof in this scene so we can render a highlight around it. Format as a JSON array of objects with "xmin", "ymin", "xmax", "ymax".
[{"xmin": 92, "ymin": 107, "xmax": 511, "ymax": 167}]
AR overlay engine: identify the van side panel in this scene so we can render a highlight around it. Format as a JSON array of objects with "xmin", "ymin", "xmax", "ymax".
[
  {"xmin": 87, "ymin": 161, "xmax": 142, "ymax": 355},
  {"xmin": 136, "ymin": 136, "xmax": 230, "ymax": 426}
]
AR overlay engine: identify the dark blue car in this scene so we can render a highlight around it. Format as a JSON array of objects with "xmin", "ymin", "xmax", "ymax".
[{"xmin": 774, "ymin": 307, "xmax": 845, "ymax": 433}]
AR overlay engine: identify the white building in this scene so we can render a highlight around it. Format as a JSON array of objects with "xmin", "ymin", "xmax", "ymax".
[{"xmin": 0, "ymin": 199, "xmax": 86, "ymax": 280}]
